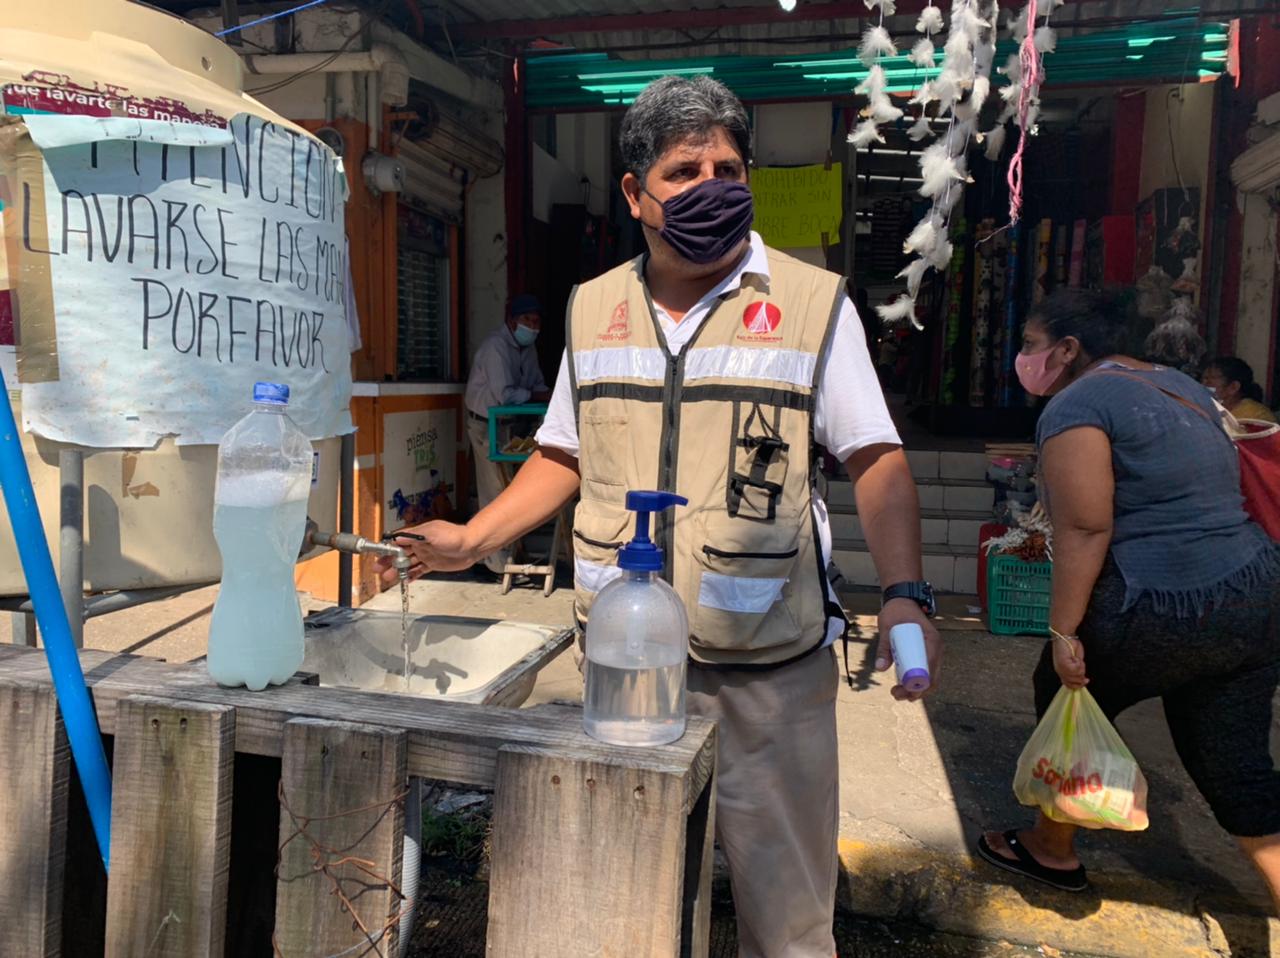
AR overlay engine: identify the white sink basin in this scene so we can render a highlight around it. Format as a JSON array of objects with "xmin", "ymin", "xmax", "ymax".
[{"xmin": 302, "ymin": 608, "xmax": 572, "ymax": 707}]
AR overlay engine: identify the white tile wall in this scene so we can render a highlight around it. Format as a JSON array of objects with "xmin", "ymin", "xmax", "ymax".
[
  {"xmin": 944, "ymin": 485, "xmax": 995, "ymax": 512},
  {"xmin": 940, "ymin": 451, "xmax": 989, "ymax": 481},
  {"xmin": 907, "ymin": 450, "xmax": 940, "ymax": 480}
]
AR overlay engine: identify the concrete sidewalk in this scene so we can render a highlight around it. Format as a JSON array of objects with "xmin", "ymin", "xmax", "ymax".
[
  {"xmin": 832, "ymin": 594, "xmax": 1278, "ymax": 958},
  {"xmin": 74, "ymin": 575, "xmax": 1278, "ymax": 957},
  {"xmin": 368, "ymin": 578, "xmax": 1279, "ymax": 957}
]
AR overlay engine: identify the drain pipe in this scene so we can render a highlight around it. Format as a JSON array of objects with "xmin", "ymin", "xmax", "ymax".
[
  {"xmin": 400, "ymin": 778, "xmax": 422, "ymax": 956},
  {"xmin": 0, "ymin": 369, "xmax": 112, "ymax": 869}
]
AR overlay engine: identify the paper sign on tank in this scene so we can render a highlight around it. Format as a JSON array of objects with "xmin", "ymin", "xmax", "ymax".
[{"xmin": 0, "ymin": 112, "xmax": 354, "ymax": 447}]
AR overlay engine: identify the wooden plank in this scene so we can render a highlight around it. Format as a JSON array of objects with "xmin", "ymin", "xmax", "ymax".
[
  {"xmin": 487, "ymin": 745, "xmax": 694, "ymax": 957},
  {"xmin": 104, "ymin": 697, "xmax": 235, "ymax": 958},
  {"xmin": 0, "ymin": 645, "xmax": 716, "ymax": 798},
  {"xmin": 0, "ymin": 680, "xmax": 69, "ymax": 957},
  {"xmin": 9, "ymin": 611, "xmax": 37, "ymax": 646},
  {"xmin": 274, "ymin": 718, "xmax": 407, "ymax": 958}
]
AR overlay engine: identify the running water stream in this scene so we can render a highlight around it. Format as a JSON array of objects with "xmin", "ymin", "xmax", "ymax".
[{"xmin": 400, "ymin": 575, "xmax": 411, "ymax": 692}]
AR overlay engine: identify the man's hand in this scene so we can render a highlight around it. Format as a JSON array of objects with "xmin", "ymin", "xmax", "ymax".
[
  {"xmin": 874, "ymin": 597, "xmax": 942, "ymax": 702},
  {"xmin": 376, "ymin": 521, "xmax": 477, "ymax": 585}
]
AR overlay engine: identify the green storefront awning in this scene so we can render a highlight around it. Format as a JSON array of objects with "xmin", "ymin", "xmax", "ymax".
[{"xmin": 525, "ymin": 17, "xmax": 1229, "ymax": 110}]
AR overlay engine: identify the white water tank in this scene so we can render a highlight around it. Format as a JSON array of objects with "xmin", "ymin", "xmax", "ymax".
[{"xmin": 0, "ymin": 1, "xmax": 349, "ymax": 595}]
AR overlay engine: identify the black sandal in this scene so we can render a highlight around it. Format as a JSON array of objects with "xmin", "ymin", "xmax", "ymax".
[{"xmin": 976, "ymin": 830, "xmax": 1089, "ymax": 893}]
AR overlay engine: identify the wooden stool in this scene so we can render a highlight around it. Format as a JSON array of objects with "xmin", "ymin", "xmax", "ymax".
[{"xmin": 498, "ymin": 499, "xmax": 575, "ymax": 597}]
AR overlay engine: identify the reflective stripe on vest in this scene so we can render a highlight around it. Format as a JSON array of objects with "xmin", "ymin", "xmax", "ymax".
[{"xmin": 567, "ymin": 247, "xmax": 848, "ymax": 667}]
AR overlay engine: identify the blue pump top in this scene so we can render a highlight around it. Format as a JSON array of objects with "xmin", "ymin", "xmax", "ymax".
[{"xmin": 617, "ymin": 490, "xmax": 688, "ymax": 571}]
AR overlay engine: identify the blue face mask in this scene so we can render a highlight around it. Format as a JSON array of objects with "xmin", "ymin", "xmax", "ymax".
[
  {"xmin": 641, "ymin": 178, "xmax": 754, "ymax": 265},
  {"xmin": 513, "ymin": 323, "xmax": 539, "ymax": 347}
]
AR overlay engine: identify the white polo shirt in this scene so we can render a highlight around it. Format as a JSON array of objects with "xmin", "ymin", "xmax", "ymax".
[{"xmin": 536, "ymin": 233, "xmax": 901, "ymax": 644}]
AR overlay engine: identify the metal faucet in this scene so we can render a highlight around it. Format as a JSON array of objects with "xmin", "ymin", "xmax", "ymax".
[{"xmin": 305, "ymin": 526, "xmax": 413, "ymax": 581}]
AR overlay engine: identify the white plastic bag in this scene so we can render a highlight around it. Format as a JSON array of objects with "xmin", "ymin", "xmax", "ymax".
[{"xmin": 1013, "ymin": 687, "xmax": 1149, "ymax": 831}]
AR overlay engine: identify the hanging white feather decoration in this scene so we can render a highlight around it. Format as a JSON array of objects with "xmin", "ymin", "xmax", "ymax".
[
  {"xmin": 1041, "ymin": 0, "xmax": 1064, "ymax": 12},
  {"xmin": 983, "ymin": 123, "xmax": 1007, "ymax": 160},
  {"xmin": 864, "ymin": 94, "xmax": 904, "ymax": 124},
  {"xmin": 920, "ymin": 143, "xmax": 964, "ymax": 197},
  {"xmin": 916, "ymin": 4, "xmax": 945, "ymax": 35},
  {"xmin": 883, "ymin": 0, "xmax": 1006, "ymax": 329},
  {"xmin": 933, "ymin": 185, "xmax": 962, "ymax": 216},
  {"xmin": 910, "ymin": 81, "xmax": 938, "ymax": 107},
  {"xmin": 1035, "ymin": 26, "xmax": 1058, "ymax": 54},
  {"xmin": 856, "ymin": 64, "xmax": 887, "ymax": 98},
  {"xmin": 863, "ymin": 96, "xmax": 903, "ymax": 124},
  {"xmin": 876, "ymin": 295, "xmax": 919, "ymax": 328},
  {"xmin": 1008, "ymin": 6, "xmax": 1031, "ymax": 43},
  {"xmin": 897, "ymin": 258, "xmax": 931, "ymax": 298},
  {"xmin": 943, "ymin": 31, "xmax": 977, "ymax": 70},
  {"xmin": 999, "ymin": 81, "xmax": 1022, "ymax": 105},
  {"xmin": 968, "ymin": 75, "xmax": 992, "ymax": 117},
  {"xmin": 953, "ymin": 6, "xmax": 991, "ymax": 35},
  {"xmin": 928, "ymin": 238, "xmax": 955, "ymax": 271},
  {"xmin": 859, "ymin": 25, "xmax": 897, "ymax": 67},
  {"xmin": 957, "ymin": 76, "xmax": 993, "ymax": 122},
  {"xmin": 909, "ymin": 38, "xmax": 937, "ymax": 68},
  {"xmin": 864, "ymin": 0, "xmax": 897, "ymax": 14},
  {"xmin": 903, "ymin": 218, "xmax": 941, "ymax": 257},
  {"xmin": 999, "ymin": 53, "xmax": 1022, "ymax": 80},
  {"xmin": 952, "ymin": 116, "xmax": 978, "ymax": 144},
  {"xmin": 907, "ymin": 113, "xmax": 934, "ymax": 142},
  {"xmin": 932, "ymin": 71, "xmax": 962, "ymax": 113},
  {"xmin": 848, "ymin": 119, "xmax": 886, "ymax": 147}
]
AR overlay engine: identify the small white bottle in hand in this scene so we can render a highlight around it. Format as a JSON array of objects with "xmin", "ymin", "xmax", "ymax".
[{"xmin": 890, "ymin": 623, "xmax": 931, "ymax": 694}]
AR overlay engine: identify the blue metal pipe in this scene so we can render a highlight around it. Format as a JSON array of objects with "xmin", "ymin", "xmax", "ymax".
[{"xmin": 0, "ymin": 369, "xmax": 111, "ymax": 869}]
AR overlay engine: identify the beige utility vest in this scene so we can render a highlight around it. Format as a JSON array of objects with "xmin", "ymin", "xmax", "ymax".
[{"xmin": 568, "ymin": 247, "xmax": 847, "ymax": 667}]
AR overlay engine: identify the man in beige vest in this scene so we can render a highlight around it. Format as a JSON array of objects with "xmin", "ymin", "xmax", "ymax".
[{"xmin": 380, "ymin": 76, "xmax": 941, "ymax": 957}]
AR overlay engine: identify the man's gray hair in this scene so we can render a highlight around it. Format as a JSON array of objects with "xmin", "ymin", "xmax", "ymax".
[{"xmin": 619, "ymin": 76, "xmax": 751, "ymax": 185}]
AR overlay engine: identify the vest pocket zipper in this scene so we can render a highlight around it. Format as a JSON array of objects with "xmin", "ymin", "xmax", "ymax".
[
  {"xmin": 574, "ymin": 530, "xmax": 625, "ymax": 550},
  {"xmin": 702, "ymin": 545, "xmax": 800, "ymax": 560}
]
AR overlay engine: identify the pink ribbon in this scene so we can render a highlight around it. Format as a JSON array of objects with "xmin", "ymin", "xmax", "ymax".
[{"xmin": 1007, "ymin": 0, "xmax": 1042, "ymax": 225}]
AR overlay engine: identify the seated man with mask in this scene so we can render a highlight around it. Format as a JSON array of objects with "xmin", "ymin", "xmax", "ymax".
[
  {"xmin": 463, "ymin": 294, "xmax": 550, "ymax": 574},
  {"xmin": 382, "ymin": 77, "xmax": 939, "ymax": 956}
]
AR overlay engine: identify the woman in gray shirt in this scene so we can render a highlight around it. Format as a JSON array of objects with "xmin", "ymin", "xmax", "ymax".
[{"xmin": 976, "ymin": 288, "xmax": 1280, "ymax": 912}]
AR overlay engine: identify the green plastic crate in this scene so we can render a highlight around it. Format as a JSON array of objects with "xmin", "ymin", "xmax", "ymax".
[{"xmin": 987, "ymin": 554, "xmax": 1052, "ymax": 636}]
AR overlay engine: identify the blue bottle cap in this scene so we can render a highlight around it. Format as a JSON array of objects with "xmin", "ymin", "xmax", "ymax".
[
  {"xmin": 253, "ymin": 382, "xmax": 290, "ymax": 405},
  {"xmin": 617, "ymin": 491, "xmax": 688, "ymax": 572}
]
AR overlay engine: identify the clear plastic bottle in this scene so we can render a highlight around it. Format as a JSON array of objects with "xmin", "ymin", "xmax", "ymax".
[
  {"xmin": 583, "ymin": 491, "xmax": 689, "ymax": 746},
  {"xmin": 207, "ymin": 382, "xmax": 314, "ymax": 690}
]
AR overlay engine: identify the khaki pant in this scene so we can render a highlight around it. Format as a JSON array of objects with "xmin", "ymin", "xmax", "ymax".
[
  {"xmin": 688, "ymin": 648, "xmax": 840, "ymax": 958},
  {"xmin": 466, "ymin": 415, "xmax": 511, "ymax": 573}
]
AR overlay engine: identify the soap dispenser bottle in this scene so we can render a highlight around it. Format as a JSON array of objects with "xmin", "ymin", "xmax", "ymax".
[{"xmin": 583, "ymin": 491, "xmax": 689, "ymax": 746}]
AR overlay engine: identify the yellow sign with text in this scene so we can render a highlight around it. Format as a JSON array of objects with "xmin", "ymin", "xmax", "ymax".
[{"xmin": 750, "ymin": 163, "xmax": 843, "ymax": 249}]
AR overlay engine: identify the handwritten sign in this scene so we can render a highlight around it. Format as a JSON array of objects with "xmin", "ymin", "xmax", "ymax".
[
  {"xmin": 750, "ymin": 163, "xmax": 843, "ymax": 249},
  {"xmin": 0, "ymin": 112, "xmax": 353, "ymax": 447}
]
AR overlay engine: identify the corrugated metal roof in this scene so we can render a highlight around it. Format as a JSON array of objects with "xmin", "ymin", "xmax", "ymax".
[
  {"xmin": 441, "ymin": 0, "xmax": 776, "ymax": 21},
  {"xmin": 525, "ymin": 16, "xmax": 1231, "ymax": 108},
  {"xmin": 422, "ymin": 0, "xmax": 1274, "ymax": 59}
]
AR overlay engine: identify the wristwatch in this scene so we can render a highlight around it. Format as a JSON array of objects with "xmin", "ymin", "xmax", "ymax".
[{"xmin": 882, "ymin": 581, "xmax": 936, "ymax": 617}]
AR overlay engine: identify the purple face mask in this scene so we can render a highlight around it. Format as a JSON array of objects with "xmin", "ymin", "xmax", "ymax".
[{"xmin": 642, "ymin": 178, "xmax": 754, "ymax": 265}]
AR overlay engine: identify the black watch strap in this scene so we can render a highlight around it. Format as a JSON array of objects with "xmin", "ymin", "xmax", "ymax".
[{"xmin": 882, "ymin": 581, "xmax": 936, "ymax": 617}]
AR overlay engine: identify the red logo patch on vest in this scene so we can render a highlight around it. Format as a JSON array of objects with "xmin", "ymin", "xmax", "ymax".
[
  {"xmin": 742, "ymin": 302, "xmax": 782, "ymax": 335},
  {"xmin": 600, "ymin": 301, "xmax": 630, "ymax": 342}
]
